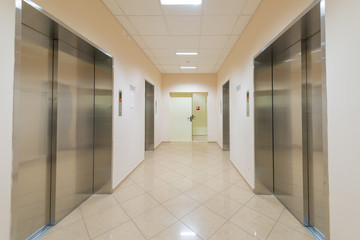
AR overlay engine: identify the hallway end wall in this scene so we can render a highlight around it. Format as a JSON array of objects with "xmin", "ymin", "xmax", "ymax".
[
  {"xmin": 0, "ymin": 1, "xmax": 15, "ymax": 239},
  {"xmin": 31, "ymin": 0, "xmax": 162, "ymax": 189},
  {"xmin": 161, "ymin": 74, "xmax": 218, "ymax": 143},
  {"xmin": 326, "ymin": 0, "xmax": 360, "ymax": 239},
  {"xmin": 217, "ymin": 0, "xmax": 313, "ymax": 187}
]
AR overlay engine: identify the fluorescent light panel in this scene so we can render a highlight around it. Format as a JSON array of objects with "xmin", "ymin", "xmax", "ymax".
[
  {"xmin": 176, "ymin": 52, "xmax": 198, "ymax": 56},
  {"xmin": 160, "ymin": 0, "xmax": 202, "ymax": 5},
  {"xmin": 180, "ymin": 66, "xmax": 197, "ymax": 69}
]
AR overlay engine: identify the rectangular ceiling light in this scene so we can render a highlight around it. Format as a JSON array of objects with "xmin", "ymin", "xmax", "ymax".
[
  {"xmin": 180, "ymin": 66, "xmax": 197, "ymax": 69},
  {"xmin": 176, "ymin": 52, "xmax": 198, "ymax": 56},
  {"xmin": 160, "ymin": 0, "xmax": 202, "ymax": 5}
]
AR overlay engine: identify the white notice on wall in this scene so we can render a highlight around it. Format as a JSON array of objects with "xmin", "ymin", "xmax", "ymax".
[{"xmin": 130, "ymin": 85, "xmax": 136, "ymax": 109}]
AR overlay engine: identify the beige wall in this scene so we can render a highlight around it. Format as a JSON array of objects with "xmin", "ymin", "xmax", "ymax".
[
  {"xmin": 0, "ymin": 0, "xmax": 15, "ymax": 238},
  {"xmin": 32, "ymin": 0, "xmax": 162, "ymax": 188},
  {"xmin": 217, "ymin": 0, "xmax": 313, "ymax": 187},
  {"xmin": 326, "ymin": 0, "xmax": 360, "ymax": 239},
  {"xmin": 161, "ymin": 74, "xmax": 218, "ymax": 142}
]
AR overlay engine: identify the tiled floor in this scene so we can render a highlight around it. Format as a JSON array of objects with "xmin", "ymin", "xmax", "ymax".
[{"xmin": 41, "ymin": 143, "xmax": 314, "ymax": 240}]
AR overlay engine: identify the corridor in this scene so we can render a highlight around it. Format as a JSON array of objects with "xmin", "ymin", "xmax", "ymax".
[{"xmin": 41, "ymin": 143, "xmax": 314, "ymax": 240}]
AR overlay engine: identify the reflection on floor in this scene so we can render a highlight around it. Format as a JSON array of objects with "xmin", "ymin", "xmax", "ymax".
[{"xmin": 41, "ymin": 143, "xmax": 314, "ymax": 240}]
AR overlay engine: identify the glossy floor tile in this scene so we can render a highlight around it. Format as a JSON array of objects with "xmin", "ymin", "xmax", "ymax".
[{"xmin": 41, "ymin": 142, "xmax": 314, "ymax": 240}]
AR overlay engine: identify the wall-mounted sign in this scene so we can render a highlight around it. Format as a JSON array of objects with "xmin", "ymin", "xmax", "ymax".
[{"xmin": 130, "ymin": 85, "xmax": 136, "ymax": 109}]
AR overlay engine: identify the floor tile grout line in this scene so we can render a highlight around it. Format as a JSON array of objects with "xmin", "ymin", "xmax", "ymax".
[
  {"xmin": 112, "ymin": 193, "xmax": 149, "ymax": 240},
  {"xmin": 264, "ymin": 208, "xmax": 286, "ymax": 240},
  {"xmin": 78, "ymin": 206, "xmax": 92, "ymax": 240},
  {"xmin": 46, "ymin": 143, "xmax": 313, "ymax": 240},
  {"xmin": 275, "ymin": 210, "xmax": 316, "ymax": 239}
]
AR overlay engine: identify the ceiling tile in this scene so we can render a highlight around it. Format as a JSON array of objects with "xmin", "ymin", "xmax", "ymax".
[
  {"xmin": 166, "ymin": 16, "xmax": 201, "ymax": 36},
  {"xmin": 128, "ymin": 16, "xmax": 168, "ymax": 35},
  {"xmin": 242, "ymin": 0, "xmax": 262, "ymax": 15},
  {"xmin": 175, "ymin": 57, "xmax": 198, "ymax": 65},
  {"xmin": 225, "ymin": 35, "xmax": 239, "ymax": 48},
  {"xmin": 150, "ymin": 58, "xmax": 160, "ymax": 64},
  {"xmin": 203, "ymin": 0, "xmax": 247, "ymax": 15},
  {"xmin": 142, "ymin": 36, "xmax": 172, "ymax": 48},
  {"xmin": 171, "ymin": 36, "xmax": 200, "ymax": 49},
  {"xmin": 162, "ymin": 65, "xmax": 181, "ymax": 73},
  {"xmin": 116, "ymin": 0, "xmax": 162, "ymax": 15},
  {"xmin": 103, "ymin": 0, "xmax": 124, "ymax": 15},
  {"xmin": 232, "ymin": 15, "xmax": 251, "ymax": 34},
  {"xmin": 198, "ymin": 69, "xmax": 216, "ymax": 73},
  {"xmin": 194, "ymin": 58, "xmax": 219, "ymax": 65},
  {"xmin": 217, "ymin": 57, "xmax": 226, "ymax": 65},
  {"xmin": 201, "ymin": 16, "xmax": 238, "ymax": 35},
  {"xmin": 200, "ymin": 36, "xmax": 229, "ymax": 49},
  {"xmin": 221, "ymin": 48, "xmax": 232, "ymax": 58},
  {"xmin": 197, "ymin": 64, "xmax": 216, "ymax": 70},
  {"xmin": 142, "ymin": 49, "xmax": 155, "ymax": 58},
  {"xmin": 215, "ymin": 64, "xmax": 222, "ymax": 71},
  {"xmin": 104, "ymin": 0, "xmax": 262, "ymax": 73},
  {"xmin": 198, "ymin": 49, "xmax": 223, "ymax": 58},
  {"xmin": 157, "ymin": 58, "xmax": 180, "ymax": 65},
  {"xmin": 132, "ymin": 36, "xmax": 148, "ymax": 48},
  {"xmin": 161, "ymin": 5, "xmax": 203, "ymax": 15},
  {"xmin": 116, "ymin": 16, "xmax": 138, "ymax": 35},
  {"xmin": 150, "ymin": 49, "xmax": 175, "ymax": 58}
]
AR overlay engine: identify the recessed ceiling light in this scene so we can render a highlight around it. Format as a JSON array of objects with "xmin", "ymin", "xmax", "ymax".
[
  {"xmin": 180, "ymin": 66, "xmax": 197, "ymax": 69},
  {"xmin": 176, "ymin": 52, "xmax": 198, "ymax": 56},
  {"xmin": 160, "ymin": 0, "xmax": 202, "ymax": 5}
]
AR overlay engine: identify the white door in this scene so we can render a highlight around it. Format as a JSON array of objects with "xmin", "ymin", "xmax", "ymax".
[{"xmin": 170, "ymin": 97, "xmax": 192, "ymax": 141}]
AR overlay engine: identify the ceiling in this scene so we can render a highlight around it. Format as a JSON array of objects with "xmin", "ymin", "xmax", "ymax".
[{"xmin": 102, "ymin": 0, "xmax": 262, "ymax": 74}]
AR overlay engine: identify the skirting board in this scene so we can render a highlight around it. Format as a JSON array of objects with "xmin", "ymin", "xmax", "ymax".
[{"xmin": 112, "ymin": 159, "xmax": 145, "ymax": 193}]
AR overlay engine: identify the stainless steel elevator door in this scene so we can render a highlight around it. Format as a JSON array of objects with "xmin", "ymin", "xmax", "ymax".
[
  {"xmin": 145, "ymin": 81, "xmax": 155, "ymax": 151},
  {"xmin": 223, "ymin": 81, "xmax": 230, "ymax": 151},
  {"xmin": 94, "ymin": 52, "xmax": 113, "ymax": 194},
  {"xmin": 54, "ymin": 41, "xmax": 94, "ymax": 222},
  {"xmin": 307, "ymin": 32, "xmax": 325, "ymax": 234},
  {"xmin": 273, "ymin": 41, "xmax": 306, "ymax": 223},
  {"xmin": 254, "ymin": 48, "xmax": 274, "ymax": 194},
  {"xmin": 15, "ymin": 25, "xmax": 52, "ymax": 240}
]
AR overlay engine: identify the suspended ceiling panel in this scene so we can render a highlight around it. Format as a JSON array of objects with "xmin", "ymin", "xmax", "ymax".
[{"xmin": 102, "ymin": 0, "xmax": 262, "ymax": 73}]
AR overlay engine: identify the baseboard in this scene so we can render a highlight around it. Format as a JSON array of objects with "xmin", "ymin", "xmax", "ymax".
[
  {"xmin": 112, "ymin": 159, "xmax": 145, "ymax": 193},
  {"xmin": 229, "ymin": 160, "xmax": 255, "ymax": 193}
]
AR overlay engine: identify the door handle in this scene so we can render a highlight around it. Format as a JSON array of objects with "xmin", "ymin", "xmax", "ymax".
[{"xmin": 187, "ymin": 115, "xmax": 195, "ymax": 122}]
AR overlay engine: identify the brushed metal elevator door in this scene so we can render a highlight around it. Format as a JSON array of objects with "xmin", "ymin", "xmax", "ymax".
[
  {"xmin": 145, "ymin": 81, "xmax": 155, "ymax": 151},
  {"xmin": 54, "ymin": 41, "xmax": 94, "ymax": 222},
  {"xmin": 94, "ymin": 52, "xmax": 113, "ymax": 194},
  {"xmin": 307, "ymin": 32, "xmax": 325, "ymax": 234},
  {"xmin": 273, "ymin": 41, "xmax": 306, "ymax": 223},
  {"xmin": 223, "ymin": 81, "xmax": 230, "ymax": 151},
  {"xmin": 16, "ymin": 25, "xmax": 52, "ymax": 240}
]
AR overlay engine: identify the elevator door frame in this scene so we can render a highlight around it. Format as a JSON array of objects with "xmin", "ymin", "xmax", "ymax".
[
  {"xmin": 253, "ymin": 1, "xmax": 329, "ymax": 239},
  {"xmin": 12, "ymin": 1, "xmax": 114, "ymax": 239},
  {"xmin": 145, "ymin": 80, "xmax": 155, "ymax": 151},
  {"xmin": 222, "ymin": 81, "xmax": 230, "ymax": 151}
]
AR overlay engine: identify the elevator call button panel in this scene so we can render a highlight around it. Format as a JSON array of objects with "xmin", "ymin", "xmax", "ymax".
[{"xmin": 119, "ymin": 90, "xmax": 122, "ymax": 116}]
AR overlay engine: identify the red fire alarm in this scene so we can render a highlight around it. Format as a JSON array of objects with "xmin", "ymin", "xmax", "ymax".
[{"xmin": 196, "ymin": 106, "xmax": 200, "ymax": 110}]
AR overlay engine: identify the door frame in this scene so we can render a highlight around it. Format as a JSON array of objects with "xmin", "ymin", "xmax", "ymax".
[{"xmin": 145, "ymin": 80, "xmax": 155, "ymax": 151}]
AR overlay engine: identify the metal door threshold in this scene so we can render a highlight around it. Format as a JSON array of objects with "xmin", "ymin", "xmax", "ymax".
[
  {"xmin": 26, "ymin": 225, "xmax": 53, "ymax": 240},
  {"xmin": 307, "ymin": 226, "xmax": 325, "ymax": 240}
]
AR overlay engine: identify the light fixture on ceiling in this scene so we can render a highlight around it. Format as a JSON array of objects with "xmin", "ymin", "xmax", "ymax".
[
  {"xmin": 180, "ymin": 66, "xmax": 197, "ymax": 69},
  {"xmin": 160, "ymin": 0, "xmax": 202, "ymax": 5},
  {"xmin": 176, "ymin": 52, "xmax": 198, "ymax": 56}
]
